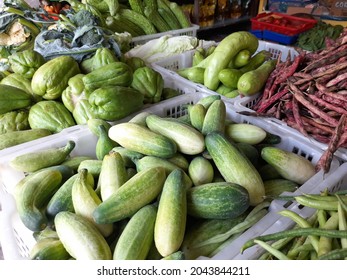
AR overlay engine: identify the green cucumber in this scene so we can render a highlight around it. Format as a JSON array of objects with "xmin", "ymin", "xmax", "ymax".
[
  {"xmin": 0, "ymin": 129, "xmax": 51, "ymax": 150},
  {"xmin": 154, "ymin": 169, "xmax": 187, "ymax": 257},
  {"xmin": 205, "ymin": 131, "xmax": 265, "ymax": 206},
  {"xmin": 186, "ymin": 182, "xmax": 250, "ymax": 219},
  {"xmin": 93, "ymin": 167, "xmax": 166, "ymax": 224},
  {"xmin": 30, "ymin": 238, "xmax": 71, "ymax": 260},
  {"xmin": 225, "ymin": 123, "xmax": 267, "ymax": 145},
  {"xmin": 114, "ymin": 204, "xmax": 157, "ymax": 260},
  {"xmin": 188, "ymin": 156, "xmax": 214, "ymax": 186},
  {"xmin": 55, "ymin": 211, "xmax": 112, "ymax": 260},
  {"xmin": 201, "ymin": 99, "xmax": 226, "ymax": 136}
]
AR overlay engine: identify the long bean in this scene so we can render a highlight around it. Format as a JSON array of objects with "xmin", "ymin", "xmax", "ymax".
[
  {"xmin": 337, "ymin": 200, "xmax": 347, "ymax": 249},
  {"xmin": 295, "ymin": 195, "xmax": 339, "ymax": 211},
  {"xmin": 318, "ymin": 248, "xmax": 347, "ymax": 260},
  {"xmin": 317, "ymin": 212, "xmax": 339, "ymax": 257},
  {"xmin": 278, "ymin": 210, "xmax": 319, "ymax": 252},
  {"xmin": 241, "ymin": 228, "xmax": 347, "ymax": 253},
  {"xmin": 253, "ymin": 240, "xmax": 290, "ymax": 260}
]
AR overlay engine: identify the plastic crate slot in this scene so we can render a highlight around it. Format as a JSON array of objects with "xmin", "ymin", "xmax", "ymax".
[
  {"xmin": 14, "ymin": 229, "xmax": 30, "ymax": 258},
  {"xmin": 282, "ymin": 200, "xmax": 294, "ymax": 209}
]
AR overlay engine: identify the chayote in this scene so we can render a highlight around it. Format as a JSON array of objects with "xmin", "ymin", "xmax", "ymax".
[
  {"xmin": 73, "ymin": 99, "xmax": 97, "ymax": 125},
  {"xmin": 0, "ymin": 84, "xmax": 33, "ymax": 115},
  {"xmin": 124, "ymin": 56, "xmax": 146, "ymax": 72},
  {"xmin": 28, "ymin": 100, "xmax": 76, "ymax": 133},
  {"xmin": 88, "ymin": 86, "xmax": 144, "ymax": 121},
  {"xmin": 0, "ymin": 110, "xmax": 29, "ymax": 134},
  {"xmin": 8, "ymin": 49, "xmax": 46, "ymax": 79},
  {"xmin": 131, "ymin": 66, "xmax": 164, "ymax": 104},
  {"xmin": 61, "ymin": 74, "xmax": 87, "ymax": 113},
  {"xmin": 80, "ymin": 48, "xmax": 118, "ymax": 74},
  {"xmin": 31, "ymin": 56, "xmax": 81, "ymax": 100}
]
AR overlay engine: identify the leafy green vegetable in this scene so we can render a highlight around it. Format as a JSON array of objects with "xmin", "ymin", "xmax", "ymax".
[{"xmin": 297, "ymin": 21, "xmax": 344, "ymax": 51}]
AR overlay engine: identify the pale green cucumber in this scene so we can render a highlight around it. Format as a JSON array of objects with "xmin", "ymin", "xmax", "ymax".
[
  {"xmin": 10, "ymin": 140, "xmax": 76, "ymax": 172},
  {"xmin": 146, "ymin": 114, "xmax": 205, "ymax": 155},
  {"xmin": 154, "ymin": 169, "xmax": 187, "ymax": 257},
  {"xmin": 167, "ymin": 153, "xmax": 189, "ymax": 171},
  {"xmin": 109, "ymin": 122, "xmax": 177, "ymax": 158},
  {"xmin": 196, "ymin": 94, "xmax": 221, "ymax": 108},
  {"xmin": 61, "ymin": 156, "xmax": 94, "ymax": 171},
  {"xmin": 261, "ymin": 146, "xmax": 316, "ymax": 184},
  {"xmin": 93, "ymin": 167, "xmax": 166, "ymax": 224},
  {"xmin": 77, "ymin": 159, "xmax": 103, "ymax": 178},
  {"xmin": 72, "ymin": 169, "xmax": 113, "ymax": 237},
  {"xmin": 0, "ymin": 129, "xmax": 51, "ymax": 150},
  {"xmin": 188, "ymin": 156, "xmax": 214, "ymax": 186},
  {"xmin": 205, "ymin": 132, "xmax": 265, "ymax": 206},
  {"xmin": 30, "ymin": 238, "xmax": 71, "ymax": 260},
  {"xmin": 201, "ymin": 99, "xmax": 226, "ymax": 135},
  {"xmin": 111, "ymin": 146, "xmax": 144, "ymax": 168},
  {"xmin": 113, "ymin": 204, "xmax": 157, "ymax": 260},
  {"xmin": 55, "ymin": 211, "xmax": 112, "ymax": 260},
  {"xmin": 95, "ymin": 125, "xmax": 118, "ymax": 160},
  {"xmin": 225, "ymin": 123, "xmax": 267, "ymax": 145},
  {"xmin": 99, "ymin": 151, "xmax": 128, "ymax": 201},
  {"xmin": 134, "ymin": 155, "xmax": 192, "ymax": 189},
  {"xmin": 188, "ymin": 103, "xmax": 206, "ymax": 132}
]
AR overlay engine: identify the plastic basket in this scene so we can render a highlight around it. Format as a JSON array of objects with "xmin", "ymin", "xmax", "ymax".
[
  {"xmin": 0, "ymin": 92, "xmax": 339, "ymax": 260},
  {"xmin": 234, "ymin": 94, "xmax": 347, "ymax": 162},
  {"xmin": 231, "ymin": 162, "xmax": 347, "ymax": 260},
  {"xmin": 130, "ymin": 24, "xmax": 200, "ymax": 48},
  {"xmin": 152, "ymin": 40, "xmax": 299, "ymax": 100},
  {"xmin": 251, "ymin": 12, "xmax": 317, "ymax": 36}
]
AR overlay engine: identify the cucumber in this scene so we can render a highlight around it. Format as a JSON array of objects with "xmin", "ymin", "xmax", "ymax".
[
  {"xmin": 264, "ymin": 179, "xmax": 299, "ymax": 198},
  {"xmin": 135, "ymin": 155, "xmax": 192, "ymax": 189},
  {"xmin": 61, "ymin": 156, "xmax": 94, "ymax": 171},
  {"xmin": 77, "ymin": 159, "xmax": 103, "ymax": 178},
  {"xmin": 188, "ymin": 103, "xmax": 206, "ymax": 132},
  {"xmin": 161, "ymin": 251, "xmax": 185, "ymax": 260},
  {"xmin": 237, "ymin": 59, "xmax": 277, "ymax": 96},
  {"xmin": 55, "ymin": 211, "xmax": 112, "ymax": 260},
  {"xmin": 181, "ymin": 215, "xmax": 246, "ymax": 259},
  {"xmin": 111, "ymin": 146, "xmax": 144, "ymax": 168},
  {"xmin": 93, "ymin": 167, "xmax": 166, "ymax": 224},
  {"xmin": 14, "ymin": 169, "xmax": 63, "ymax": 231},
  {"xmin": 166, "ymin": 153, "xmax": 189, "ymax": 171},
  {"xmin": 186, "ymin": 182, "xmax": 250, "ymax": 219},
  {"xmin": 146, "ymin": 114, "xmax": 205, "ymax": 155},
  {"xmin": 225, "ymin": 123, "xmax": 267, "ymax": 145},
  {"xmin": 0, "ymin": 129, "xmax": 51, "ymax": 150},
  {"xmin": 87, "ymin": 118, "xmax": 112, "ymax": 136},
  {"xmin": 201, "ymin": 99, "xmax": 226, "ymax": 136},
  {"xmin": 9, "ymin": 140, "xmax": 75, "ymax": 173},
  {"xmin": 188, "ymin": 156, "xmax": 214, "ymax": 186},
  {"xmin": 114, "ymin": 204, "xmax": 157, "ymax": 260},
  {"xmin": 72, "ymin": 169, "xmax": 114, "ymax": 237},
  {"xmin": 154, "ymin": 169, "xmax": 187, "ymax": 257},
  {"xmin": 261, "ymin": 146, "xmax": 316, "ymax": 184},
  {"xmin": 95, "ymin": 124, "xmax": 118, "ymax": 160},
  {"xmin": 109, "ymin": 122, "xmax": 177, "ymax": 158},
  {"xmin": 218, "ymin": 68, "xmax": 243, "ymax": 89},
  {"xmin": 98, "ymin": 151, "xmax": 128, "ymax": 201},
  {"xmin": 205, "ymin": 132, "xmax": 265, "ymax": 206},
  {"xmin": 196, "ymin": 94, "xmax": 221, "ymax": 109},
  {"xmin": 30, "ymin": 238, "xmax": 71, "ymax": 260}
]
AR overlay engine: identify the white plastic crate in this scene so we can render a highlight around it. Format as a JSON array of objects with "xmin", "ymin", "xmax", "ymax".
[
  {"xmin": 152, "ymin": 40, "xmax": 299, "ymax": 100},
  {"xmin": 130, "ymin": 24, "xmax": 200, "ymax": 48},
  {"xmin": 0, "ymin": 92, "xmax": 339, "ymax": 260},
  {"xmin": 235, "ymin": 94, "xmax": 347, "ymax": 162},
  {"xmin": 231, "ymin": 162, "xmax": 347, "ymax": 260}
]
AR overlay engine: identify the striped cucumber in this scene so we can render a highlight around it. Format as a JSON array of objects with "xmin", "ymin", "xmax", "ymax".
[
  {"xmin": 55, "ymin": 211, "xmax": 112, "ymax": 260},
  {"xmin": 109, "ymin": 122, "xmax": 177, "ymax": 159},
  {"xmin": 111, "ymin": 146, "xmax": 144, "ymax": 168},
  {"xmin": 264, "ymin": 179, "xmax": 299, "ymax": 198},
  {"xmin": 30, "ymin": 238, "xmax": 71, "ymax": 260},
  {"xmin": 188, "ymin": 103, "xmax": 206, "ymax": 132},
  {"xmin": 146, "ymin": 114, "xmax": 205, "ymax": 155},
  {"xmin": 10, "ymin": 140, "xmax": 75, "ymax": 172},
  {"xmin": 201, "ymin": 99, "xmax": 226, "ymax": 136},
  {"xmin": 186, "ymin": 182, "xmax": 250, "ymax": 219},
  {"xmin": 167, "ymin": 153, "xmax": 189, "ymax": 171},
  {"xmin": 154, "ymin": 169, "xmax": 187, "ymax": 257},
  {"xmin": 113, "ymin": 204, "xmax": 157, "ymax": 260},
  {"xmin": 93, "ymin": 167, "xmax": 166, "ymax": 224},
  {"xmin": 205, "ymin": 132, "xmax": 265, "ymax": 206}
]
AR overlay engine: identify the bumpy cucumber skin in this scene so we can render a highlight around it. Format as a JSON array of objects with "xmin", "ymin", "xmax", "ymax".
[
  {"xmin": 113, "ymin": 204, "xmax": 157, "ymax": 260},
  {"xmin": 93, "ymin": 167, "xmax": 166, "ymax": 224},
  {"xmin": 205, "ymin": 132, "xmax": 265, "ymax": 206},
  {"xmin": 186, "ymin": 182, "xmax": 250, "ymax": 219}
]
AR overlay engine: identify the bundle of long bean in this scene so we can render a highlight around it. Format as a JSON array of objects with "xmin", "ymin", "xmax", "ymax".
[
  {"xmin": 243, "ymin": 28, "xmax": 347, "ymax": 173},
  {"xmin": 241, "ymin": 190, "xmax": 347, "ymax": 260}
]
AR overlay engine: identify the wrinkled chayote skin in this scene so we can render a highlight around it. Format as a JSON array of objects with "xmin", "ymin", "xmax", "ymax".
[
  {"xmin": 131, "ymin": 66, "xmax": 164, "ymax": 104},
  {"xmin": 8, "ymin": 49, "xmax": 46, "ymax": 79},
  {"xmin": 31, "ymin": 55, "xmax": 80, "ymax": 100},
  {"xmin": 80, "ymin": 48, "xmax": 118, "ymax": 74},
  {"xmin": 0, "ymin": 110, "xmax": 29, "ymax": 134},
  {"xmin": 61, "ymin": 74, "xmax": 87, "ymax": 112}
]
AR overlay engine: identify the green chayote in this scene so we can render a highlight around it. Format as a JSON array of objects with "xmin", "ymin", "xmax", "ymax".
[
  {"xmin": 0, "ymin": 110, "xmax": 29, "ymax": 134},
  {"xmin": 80, "ymin": 48, "xmax": 118, "ymax": 74},
  {"xmin": 131, "ymin": 66, "xmax": 164, "ymax": 104},
  {"xmin": 61, "ymin": 74, "xmax": 87, "ymax": 112},
  {"xmin": 8, "ymin": 49, "xmax": 46, "ymax": 79}
]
